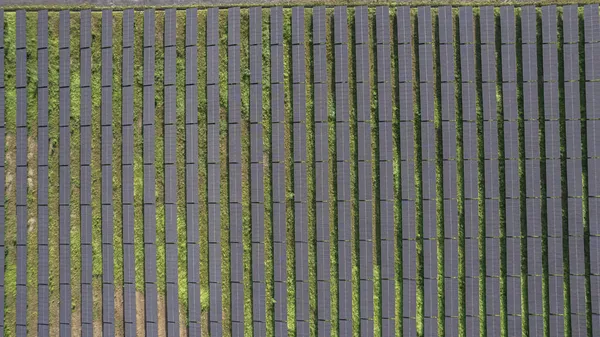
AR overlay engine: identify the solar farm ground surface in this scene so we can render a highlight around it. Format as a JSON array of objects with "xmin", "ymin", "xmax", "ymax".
[{"xmin": 0, "ymin": 4, "xmax": 599, "ymax": 337}]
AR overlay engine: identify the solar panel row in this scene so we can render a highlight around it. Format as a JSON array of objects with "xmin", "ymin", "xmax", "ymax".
[
  {"xmin": 15, "ymin": 10, "xmax": 28, "ymax": 337},
  {"xmin": 312, "ymin": 6, "xmax": 331, "ymax": 337},
  {"xmin": 396, "ymin": 6, "xmax": 417, "ymax": 336},
  {"xmin": 354, "ymin": 6, "xmax": 373, "ymax": 337},
  {"xmin": 334, "ymin": 6, "xmax": 352, "ymax": 337},
  {"xmin": 187, "ymin": 4, "xmax": 202, "ymax": 301},
  {"xmin": 585, "ymin": 5, "xmax": 600, "ymax": 335},
  {"xmin": 141, "ymin": 10, "xmax": 158, "ymax": 337},
  {"xmin": 226, "ymin": 8, "xmax": 244, "ymax": 336},
  {"xmin": 500, "ymin": 7, "xmax": 522, "ymax": 332},
  {"xmin": 203, "ymin": 8, "xmax": 221, "ymax": 337},
  {"xmin": 291, "ymin": 8, "xmax": 309, "ymax": 336},
  {"xmin": 119, "ymin": 9, "xmax": 137, "ymax": 337},
  {"xmin": 58, "ymin": 11, "xmax": 74, "ymax": 337},
  {"xmin": 541, "ymin": 7, "xmax": 565, "ymax": 331},
  {"xmin": 270, "ymin": 8, "xmax": 287, "ymax": 337},
  {"xmin": 78, "ymin": 10, "xmax": 95, "ymax": 337},
  {"xmin": 36, "ymin": 10, "xmax": 50, "ymax": 337},
  {"xmin": 561, "ymin": 6, "xmax": 587, "ymax": 334},
  {"xmin": 248, "ymin": 7, "xmax": 266, "ymax": 337},
  {"xmin": 161, "ymin": 9, "xmax": 180, "ymax": 337},
  {"xmin": 479, "ymin": 6, "xmax": 501, "ymax": 334},
  {"xmin": 418, "ymin": 7, "xmax": 437, "ymax": 331},
  {"xmin": 438, "ymin": 7, "xmax": 458, "ymax": 334},
  {"xmin": 519, "ymin": 7, "xmax": 544, "ymax": 334}
]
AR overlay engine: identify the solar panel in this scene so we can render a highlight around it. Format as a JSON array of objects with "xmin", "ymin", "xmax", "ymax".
[
  {"xmin": 445, "ymin": 278, "xmax": 459, "ymax": 313},
  {"xmin": 562, "ymin": 6, "xmax": 578, "ymax": 44},
  {"xmin": 500, "ymin": 7, "xmax": 515, "ymax": 44},
  {"xmin": 205, "ymin": 8, "xmax": 218, "ymax": 47},
  {"xmin": 354, "ymin": 6, "xmax": 368, "ymax": 45},
  {"xmin": 522, "ymin": 46, "xmax": 539, "ymax": 83},
  {"xmin": 485, "ymin": 277, "xmax": 501, "ymax": 317},
  {"xmin": 228, "ymin": 47, "xmax": 241, "ymax": 85},
  {"xmin": 478, "ymin": 7, "xmax": 494, "ymax": 45},
  {"xmin": 338, "ymin": 252, "xmax": 351, "ymax": 281},
  {"xmin": 0, "ymin": 11, "xmax": 3, "ymax": 51},
  {"xmin": 314, "ymin": 121, "xmax": 329, "ymax": 161},
  {"xmin": 402, "ymin": 200, "xmax": 417, "ymax": 235},
  {"xmin": 290, "ymin": 15, "xmax": 308, "ymax": 322},
  {"xmin": 271, "ymin": 7, "xmax": 287, "ymax": 333},
  {"xmin": 397, "ymin": 46, "xmax": 412, "ymax": 85},
  {"xmin": 587, "ymin": 83, "xmax": 600, "ymax": 121},
  {"xmin": 439, "ymin": 46, "xmax": 455, "ymax": 84},
  {"xmin": 464, "ymin": 278, "xmax": 480, "ymax": 317},
  {"xmin": 417, "ymin": 7, "xmax": 431, "ymax": 44},
  {"xmin": 399, "ymin": 120, "xmax": 414, "ymax": 160},
  {"xmin": 120, "ymin": 9, "xmax": 133, "ymax": 49},
  {"xmin": 309, "ymin": 7, "xmax": 325, "ymax": 46},
  {"xmin": 529, "ymin": 316, "xmax": 544, "ymax": 337},
  {"xmin": 586, "ymin": 43, "xmax": 600, "ymax": 81},
  {"xmin": 548, "ymin": 238, "xmax": 565, "ymax": 277},
  {"xmin": 333, "ymin": 45, "xmax": 349, "ymax": 84},
  {"xmin": 542, "ymin": 46, "xmax": 559, "ymax": 84},
  {"xmin": 443, "ymin": 161, "xmax": 457, "ymax": 199},
  {"xmin": 357, "ymin": 122, "xmax": 372, "ymax": 161},
  {"xmin": 403, "ymin": 242, "xmax": 417, "ymax": 281},
  {"xmin": 441, "ymin": 110, "xmax": 457, "ymax": 148},
  {"xmin": 438, "ymin": 6, "xmax": 453, "ymax": 44},
  {"xmin": 525, "ymin": 278, "xmax": 543, "ymax": 322},
  {"xmin": 15, "ymin": 11, "xmax": 26, "ymax": 51},
  {"xmin": 164, "ymin": 9, "xmax": 179, "ymax": 328},
  {"xmin": 549, "ymin": 276, "xmax": 566, "ymax": 315},
  {"xmin": 37, "ymin": 12, "xmax": 49, "ymax": 50},
  {"xmin": 459, "ymin": 7, "xmax": 474, "ymax": 44},
  {"xmin": 481, "ymin": 45, "xmax": 496, "ymax": 84},
  {"xmin": 570, "ymin": 312, "xmax": 586, "ymax": 337},
  {"xmin": 403, "ymin": 317, "xmax": 417, "ymax": 337},
  {"xmin": 291, "ymin": 8, "xmax": 305, "ymax": 47},
  {"xmin": 334, "ymin": 7, "xmax": 348, "ymax": 44},
  {"xmin": 444, "ymin": 239, "xmax": 458, "ymax": 275},
  {"xmin": 564, "ymin": 86, "xmax": 579, "ymax": 122},
  {"xmin": 567, "ymin": 199, "xmax": 583, "ymax": 234},
  {"xmin": 377, "ymin": 159, "xmax": 393, "ymax": 203},
  {"xmin": 270, "ymin": 7, "xmax": 283, "ymax": 46},
  {"xmin": 566, "ymin": 121, "xmax": 583, "ymax": 159},
  {"xmin": 585, "ymin": 5, "xmax": 600, "ymax": 43},
  {"xmin": 502, "ymin": 236, "xmax": 520, "ymax": 275},
  {"xmin": 542, "ymin": 6, "xmax": 558, "ymax": 43},
  {"xmin": 423, "ymin": 278, "xmax": 438, "ymax": 317},
  {"xmin": 15, "ymin": 50, "xmax": 26, "ymax": 90},
  {"xmin": 517, "ymin": 7, "xmax": 534, "ymax": 44},
  {"xmin": 313, "ymin": 46, "xmax": 328, "ymax": 86},
  {"xmin": 418, "ymin": 44, "xmax": 434, "ymax": 83},
  {"xmin": 141, "ymin": 9, "xmax": 158, "ymax": 333},
  {"xmin": 226, "ymin": 7, "xmax": 240, "ymax": 46},
  {"xmin": 502, "ymin": 47, "xmax": 517, "ymax": 85},
  {"xmin": 101, "ymin": 10, "xmax": 113, "ymax": 48},
  {"xmin": 422, "ymin": 238, "xmax": 438, "ymax": 279},
  {"xmin": 376, "ymin": 6, "xmax": 391, "ymax": 44},
  {"xmin": 569, "ymin": 237, "xmax": 585, "ymax": 276},
  {"xmin": 38, "ymin": 22, "xmax": 50, "ymax": 323}
]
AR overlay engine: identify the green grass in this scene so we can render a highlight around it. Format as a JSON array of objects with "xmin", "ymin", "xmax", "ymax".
[
  {"xmin": 68, "ymin": 10, "xmax": 83, "ymax": 334},
  {"xmin": 90, "ymin": 11, "xmax": 105, "ymax": 333},
  {"xmin": 1, "ymin": 6, "xmax": 598, "ymax": 337}
]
